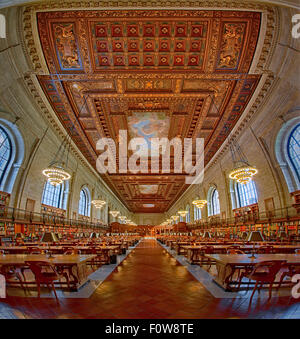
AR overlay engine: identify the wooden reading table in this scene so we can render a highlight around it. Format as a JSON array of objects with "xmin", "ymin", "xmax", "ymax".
[
  {"xmin": 205, "ymin": 253, "xmax": 300, "ymax": 291},
  {"xmin": 0, "ymin": 254, "xmax": 96, "ymax": 291}
]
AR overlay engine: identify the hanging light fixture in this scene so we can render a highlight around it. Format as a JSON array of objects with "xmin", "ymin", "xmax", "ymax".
[
  {"xmin": 171, "ymin": 215, "xmax": 179, "ymax": 222},
  {"xmin": 192, "ymin": 199, "xmax": 207, "ymax": 208},
  {"xmin": 42, "ymin": 167, "xmax": 71, "ymax": 186},
  {"xmin": 177, "ymin": 210, "xmax": 188, "ymax": 217},
  {"xmin": 228, "ymin": 141, "xmax": 257, "ymax": 185},
  {"xmin": 42, "ymin": 135, "xmax": 72, "ymax": 186},
  {"xmin": 119, "ymin": 215, "xmax": 127, "ymax": 222},
  {"xmin": 91, "ymin": 199, "xmax": 106, "ymax": 209},
  {"xmin": 207, "ymin": 93, "xmax": 257, "ymax": 185},
  {"xmin": 43, "ymin": 96, "xmax": 89, "ymax": 186},
  {"xmin": 109, "ymin": 210, "xmax": 120, "ymax": 218},
  {"xmin": 92, "ymin": 180, "xmax": 106, "ymax": 209}
]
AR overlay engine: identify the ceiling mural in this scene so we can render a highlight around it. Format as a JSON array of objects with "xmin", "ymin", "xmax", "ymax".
[
  {"xmin": 139, "ymin": 185, "xmax": 159, "ymax": 195},
  {"xmin": 36, "ymin": 9, "xmax": 261, "ymax": 213},
  {"xmin": 127, "ymin": 112, "xmax": 170, "ymax": 151}
]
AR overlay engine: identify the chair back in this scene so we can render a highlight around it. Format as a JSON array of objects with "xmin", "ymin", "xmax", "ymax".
[
  {"xmin": 252, "ymin": 260, "xmax": 286, "ymax": 278},
  {"xmin": 25, "ymin": 261, "xmax": 58, "ymax": 279}
]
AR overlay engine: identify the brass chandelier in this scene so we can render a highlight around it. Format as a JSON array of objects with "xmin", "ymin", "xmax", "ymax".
[
  {"xmin": 109, "ymin": 210, "xmax": 120, "ymax": 218},
  {"xmin": 119, "ymin": 215, "xmax": 127, "ymax": 222},
  {"xmin": 92, "ymin": 199, "xmax": 106, "ymax": 209},
  {"xmin": 177, "ymin": 210, "xmax": 188, "ymax": 217},
  {"xmin": 43, "ymin": 97, "xmax": 89, "ymax": 186},
  {"xmin": 228, "ymin": 141, "xmax": 257, "ymax": 185},
  {"xmin": 42, "ymin": 135, "xmax": 71, "ymax": 186},
  {"xmin": 207, "ymin": 93, "xmax": 257, "ymax": 185},
  {"xmin": 192, "ymin": 199, "xmax": 207, "ymax": 209},
  {"xmin": 171, "ymin": 215, "xmax": 179, "ymax": 222}
]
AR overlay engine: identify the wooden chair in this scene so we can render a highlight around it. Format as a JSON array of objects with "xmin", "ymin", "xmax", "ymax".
[
  {"xmin": 0, "ymin": 264, "xmax": 26, "ymax": 293},
  {"xmin": 86, "ymin": 248, "xmax": 107, "ymax": 268},
  {"xmin": 223, "ymin": 250, "xmax": 247, "ymax": 287},
  {"xmin": 238, "ymin": 260, "xmax": 286, "ymax": 301},
  {"xmin": 20, "ymin": 248, "xmax": 44, "ymax": 281},
  {"xmin": 25, "ymin": 260, "xmax": 70, "ymax": 299},
  {"xmin": 199, "ymin": 246, "xmax": 216, "ymax": 268}
]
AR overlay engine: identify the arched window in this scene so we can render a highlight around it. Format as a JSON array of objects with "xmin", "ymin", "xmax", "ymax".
[
  {"xmin": 186, "ymin": 205, "xmax": 190, "ymax": 223},
  {"xmin": 287, "ymin": 124, "xmax": 300, "ymax": 182},
  {"xmin": 194, "ymin": 205, "xmax": 201, "ymax": 221},
  {"xmin": 41, "ymin": 180, "xmax": 68, "ymax": 209},
  {"xmin": 236, "ymin": 180, "xmax": 258, "ymax": 207},
  {"xmin": 0, "ymin": 120, "xmax": 24, "ymax": 193},
  {"xmin": 211, "ymin": 189, "xmax": 220, "ymax": 216},
  {"xmin": 0, "ymin": 14, "xmax": 6, "ymax": 39},
  {"xmin": 0, "ymin": 126, "xmax": 12, "ymax": 185},
  {"xmin": 275, "ymin": 117, "xmax": 300, "ymax": 192},
  {"xmin": 78, "ymin": 187, "xmax": 90, "ymax": 217}
]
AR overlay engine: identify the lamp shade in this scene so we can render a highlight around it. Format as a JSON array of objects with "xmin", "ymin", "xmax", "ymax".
[
  {"xmin": 246, "ymin": 231, "xmax": 264, "ymax": 242},
  {"xmin": 40, "ymin": 232, "xmax": 58, "ymax": 243}
]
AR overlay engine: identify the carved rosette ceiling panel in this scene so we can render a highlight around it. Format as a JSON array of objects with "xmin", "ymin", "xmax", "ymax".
[{"xmin": 29, "ymin": 9, "xmax": 264, "ymax": 213}]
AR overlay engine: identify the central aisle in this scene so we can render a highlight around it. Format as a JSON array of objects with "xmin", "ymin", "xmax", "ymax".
[{"xmin": 90, "ymin": 238, "xmax": 215, "ymax": 318}]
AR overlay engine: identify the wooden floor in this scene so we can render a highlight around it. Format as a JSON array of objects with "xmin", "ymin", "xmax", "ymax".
[{"xmin": 1, "ymin": 239, "xmax": 300, "ymax": 319}]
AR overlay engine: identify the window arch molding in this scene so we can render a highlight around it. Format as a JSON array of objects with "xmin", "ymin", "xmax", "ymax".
[
  {"xmin": 207, "ymin": 185, "xmax": 220, "ymax": 216},
  {"xmin": 0, "ymin": 119, "xmax": 24, "ymax": 193},
  {"xmin": 275, "ymin": 114, "xmax": 300, "ymax": 192},
  {"xmin": 78, "ymin": 185, "xmax": 91, "ymax": 217}
]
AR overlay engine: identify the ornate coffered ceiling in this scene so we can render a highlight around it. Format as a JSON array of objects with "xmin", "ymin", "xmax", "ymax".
[{"xmin": 32, "ymin": 9, "xmax": 263, "ymax": 213}]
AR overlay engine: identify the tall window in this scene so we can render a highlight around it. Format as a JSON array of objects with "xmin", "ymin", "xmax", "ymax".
[
  {"xmin": 211, "ymin": 189, "xmax": 220, "ymax": 215},
  {"xmin": 186, "ymin": 205, "xmax": 190, "ymax": 223},
  {"xmin": 194, "ymin": 205, "xmax": 201, "ymax": 221},
  {"xmin": 78, "ymin": 188, "xmax": 90, "ymax": 216},
  {"xmin": 41, "ymin": 181, "xmax": 67, "ymax": 209},
  {"xmin": 0, "ymin": 126, "xmax": 12, "ymax": 185},
  {"xmin": 237, "ymin": 180, "xmax": 258, "ymax": 207},
  {"xmin": 287, "ymin": 124, "xmax": 300, "ymax": 182}
]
